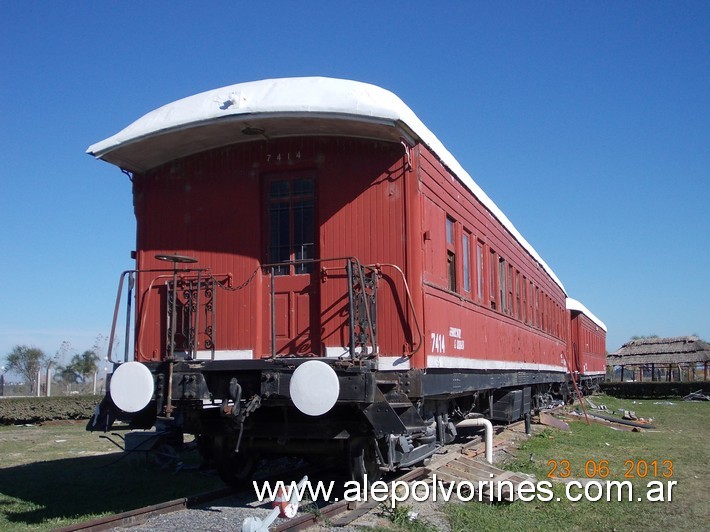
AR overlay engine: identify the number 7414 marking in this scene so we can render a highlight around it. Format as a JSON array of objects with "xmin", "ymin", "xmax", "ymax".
[{"xmin": 431, "ymin": 333, "xmax": 446, "ymax": 353}]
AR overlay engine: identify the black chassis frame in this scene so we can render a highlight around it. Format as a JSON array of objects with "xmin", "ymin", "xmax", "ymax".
[{"xmin": 135, "ymin": 357, "xmax": 568, "ymax": 436}]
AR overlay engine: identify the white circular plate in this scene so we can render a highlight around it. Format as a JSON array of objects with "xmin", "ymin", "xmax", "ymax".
[
  {"xmin": 109, "ymin": 361, "xmax": 154, "ymax": 413},
  {"xmin": 289, "ymin": 360, "xmax": 340, "ymax": 416}
]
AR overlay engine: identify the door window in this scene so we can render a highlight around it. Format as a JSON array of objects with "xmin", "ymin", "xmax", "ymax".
[{"xmin": 267, "ymin": 177, "xmax": 315, "ymax": 275}]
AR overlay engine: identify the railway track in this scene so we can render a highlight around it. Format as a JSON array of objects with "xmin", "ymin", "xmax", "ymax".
[
  {"xmin": 272, "ymin": 421, "xmax": 534, "ymax": 531},
  {"xmin": 55, "ymin": 487, "xmax": 237, "ymax": 532},
  {"xmin": 58, "ymin": 421, "xmax": 535, "ymax": 531}
]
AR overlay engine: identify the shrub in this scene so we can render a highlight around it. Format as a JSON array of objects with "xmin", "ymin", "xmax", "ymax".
[{"xmin": 0, "ymin": 395, "xmax": 100, "ymax": 425}]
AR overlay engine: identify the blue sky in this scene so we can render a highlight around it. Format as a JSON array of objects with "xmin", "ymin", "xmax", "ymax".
[{"xmin": 1, "ymin": 1, "xmax": 708, "ymax": 371}]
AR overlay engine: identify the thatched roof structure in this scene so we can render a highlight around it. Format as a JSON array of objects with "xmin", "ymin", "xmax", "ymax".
[{"xmin": 607, "ymin": 336, "xmax": 710, "ymax": 366}]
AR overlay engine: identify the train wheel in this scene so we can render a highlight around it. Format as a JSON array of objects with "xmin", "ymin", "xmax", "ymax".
[
  {"xmin": 204, "ymin": 434, "xmax": 258, "ymax": 488},
  {"xmin": 348, "ymin": 436, "xmax": 380, "ymax": 486}
]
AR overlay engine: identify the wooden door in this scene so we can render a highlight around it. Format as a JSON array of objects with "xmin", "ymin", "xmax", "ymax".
[{"xmin": 265, "ymin": 174, "xmax": 320, "ymax": 356}]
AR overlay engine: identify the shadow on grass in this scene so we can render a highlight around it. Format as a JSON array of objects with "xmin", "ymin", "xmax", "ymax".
[{"xmin": 0, "ymin": 452, "xmax": 223, "ymax": 528}]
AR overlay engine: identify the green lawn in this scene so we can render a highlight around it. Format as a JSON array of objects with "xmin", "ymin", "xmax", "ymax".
[
  {"xmin": 1, "ymin": 397, "xmax": 707, "ymax": 531},
  {"xmin": 0, "ymin": 422, "xmax": 223, "ymax": 531},
  {"xmin": 444, "ymin": 396, "xmax": 709, "ymax": 531}
]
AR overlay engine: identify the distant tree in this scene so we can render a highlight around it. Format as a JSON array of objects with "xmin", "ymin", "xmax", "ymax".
[
  {"xmin": 64, "ymin": 350, "xmax": 100, "ymax": 384},
  {"xmin": 55, "ymin": 365, "xmax": 80, "ymax": 386},
  {"xmin": 5, "ymin": 345, "xmax": 47, "ymax": 393},
  {"xmin": 55, "ymin": 340, "xmax": 75, "ymax": 365},
  {"xmin": 92, "ymin": 334, "xmax": 108, "ymax": 359}
]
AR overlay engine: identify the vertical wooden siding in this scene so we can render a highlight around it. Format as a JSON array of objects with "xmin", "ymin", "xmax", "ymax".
[
  {"xmin": 572, "ymin": 312, "xmax": 607, "ymax": 375},
  {"xmin": 415, "ymin": 145, "xmax": 568, "ymax": 371},
  {"xmin": 131, "ymin": 137, "xmax": 412, "ymax": 361}
]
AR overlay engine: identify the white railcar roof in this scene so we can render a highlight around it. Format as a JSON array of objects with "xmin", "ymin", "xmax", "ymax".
[
  {"xmin": 88, "ymin": 77, "xmax": 565, "ymax": 292},
  {"xmin": 566, "ymin": 298, "xmax": 607, "ymax": 332}
]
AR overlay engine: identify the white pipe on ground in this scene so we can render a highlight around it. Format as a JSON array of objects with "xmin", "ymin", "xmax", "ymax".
[{"xmin": 456, "ymin": 417, "xmax": 493, "ymax": 463}]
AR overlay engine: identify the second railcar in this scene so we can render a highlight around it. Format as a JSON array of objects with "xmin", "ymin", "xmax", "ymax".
[{"xmin": 567, "ymin": 298, "xmax": 607, "ymax": 393}]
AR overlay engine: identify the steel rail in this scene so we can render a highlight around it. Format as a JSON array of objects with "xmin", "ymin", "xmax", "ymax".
[
  {"xmin": 54, "ymin": 487, "xmax": 236, "ymax": 532},
  {"xmin": 58, "ymin": 421, "xmax": 531, "ymax": 531}
]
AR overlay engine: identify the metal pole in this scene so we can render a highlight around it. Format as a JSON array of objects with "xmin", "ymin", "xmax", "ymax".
[
  {"xmin": 165, "ymin": 262, "xmax": 178, "ymax": 418},
  {"xmin": 194, "ymin": 271, "xmax": 202, "ymax": 359},
  {"xmin": 124, "ymin": 272, "xmax": 134, "ymax": 362},
  {"xmin": 169, "ymin": 262, "xmax": 178, "ymax": 361},
  {"xmin": 46, "ymin": 364, "xmax": 53, "ymax": 397},
  {"xmin": 271, "ymin": 266, "xmax": 276, "ymax": 358},
  {"xmin": 346, "ymin": 260, "xmax": 355, "ymax": 359}
]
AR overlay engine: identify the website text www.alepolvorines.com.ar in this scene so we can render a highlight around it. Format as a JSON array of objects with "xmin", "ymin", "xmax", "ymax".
[{"xmin": 254, "ymin": 474, "xmax": 677, "ymax": 508}]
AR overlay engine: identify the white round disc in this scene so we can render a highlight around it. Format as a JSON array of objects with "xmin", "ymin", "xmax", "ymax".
[
  {"xmin": 289, "ymin": 360, "xmax": 340, "ymax": 416},
  {"xmin": 109, "ymin": 361, "xmax": 154, "ymax": 413}
]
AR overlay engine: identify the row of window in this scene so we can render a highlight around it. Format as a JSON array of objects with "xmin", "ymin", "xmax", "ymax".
[
  {"xmin": 583, "ymin": 327, "xmax": 605, "ymax": 356},
  {"xmin": 445, "ymin": 216, "xmax": 565, "ymax": 340}
]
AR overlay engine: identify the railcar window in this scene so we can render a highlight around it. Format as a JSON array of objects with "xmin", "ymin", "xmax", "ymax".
[
  {"xmin": 446, "ymin": 216, "xmax": 457, "ymax": 292},
  {"xmin": 476, "ymin": 241, "xmax": 484, "ymax": 301},
  {"xmin": 550, "ymin": 299, "xmax": 557, "ymax": 336},
  {"xmin": 293, "ymin": 199, "xmax": 314, "ymax": 274},
  {"xmin": 447, "ymin": 251, "xmax": 457, "ymax": 292},
  {"xmin": 540, "ymin": 292, "xmax": 547, "ymax": 331},
  {"xmin": 462, "ymin": 232, "xmax": 471, "ymax": 293},
  {"xmin": 515, "ymin": 270, "xmax": 521, "ymax": 320},
  {"xmin": 528, "ymin": 281, "xmax": 534, "ymax": 325},
  {"xmin": 534, "ymin": 286, "xmax": 540, "ymax": 328},
  {"xmin": 489, "ymin": 250, "xmax": 498, "ymax": 310},
  {"xmin": 267, "ymin": 177, "xmax": 315, "ymax": 275},
  {"xmin": 508, "ymin": 264, "xmax": 514, "ymax": 317},
  {"xmin": 553, "ymin": 302, "xmax": 557, "ymax": 337},
  {"xmin": 498, "ymin": 258, "xmax": 507, "ymax": 314}
]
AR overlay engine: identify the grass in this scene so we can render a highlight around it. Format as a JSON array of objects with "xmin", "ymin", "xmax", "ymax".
[
  {"xmin": 1, "ymin": 396, "xmax": 707, "ymax": 531},
  {"xmin": 444, "ymin": 395, "xmax": 709, "ymax": 532},
  {"xmin": 0, "ymin": 421, "xmax": 223, "ymax": 531}
]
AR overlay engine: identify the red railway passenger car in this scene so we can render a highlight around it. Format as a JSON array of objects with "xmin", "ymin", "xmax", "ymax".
[
  {"xmin": 567, "ymin": 298, "xmax": 607, "ymax": 392},
  {"xmin": 87, "ymin": 77, "xmax": 606, "ymax": 483}
]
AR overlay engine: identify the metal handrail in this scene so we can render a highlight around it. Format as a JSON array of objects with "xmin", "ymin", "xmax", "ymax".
[
  {"xmin": 261, "ymin": 256, "xmax": 378, "ymax": 360},
  {"xmin": 107, "ymin": 267, "xmax": 208, "ymax": 364},
  {"xmin": 107, "ymin": 256, "xmax": 416, "ymax": 365},
  {"xmin": 367, "ymin": 263, "xmax": 424, "ymax": 358}
]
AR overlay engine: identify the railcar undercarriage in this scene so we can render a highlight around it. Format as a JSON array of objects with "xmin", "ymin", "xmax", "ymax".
[{"xmin": 89, "ymin": 356, "xmax": 573, "ymax": 485}]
